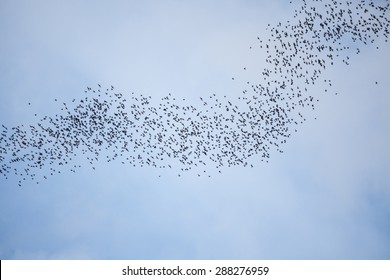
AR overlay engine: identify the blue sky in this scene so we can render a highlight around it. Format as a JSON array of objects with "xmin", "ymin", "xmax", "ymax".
[{"xmin": 0, "ymin": 0, "xmax": 389, "ymax": 259}]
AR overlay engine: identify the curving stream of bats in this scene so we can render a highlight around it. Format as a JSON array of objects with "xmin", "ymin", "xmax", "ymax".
[{"xmin": 1, "ymin": 0, "xmax": 389, "ymax": 186}]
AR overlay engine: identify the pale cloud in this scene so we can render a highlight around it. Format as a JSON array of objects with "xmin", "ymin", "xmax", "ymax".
[{"xmin": 0, "ymin": 0, "xmax": 389, "ymax": 259}]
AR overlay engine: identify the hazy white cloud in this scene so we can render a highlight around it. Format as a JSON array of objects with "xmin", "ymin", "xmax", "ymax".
[{"xmin": 0, "ymin": 0, "xmax": 389, "ymax": 259}]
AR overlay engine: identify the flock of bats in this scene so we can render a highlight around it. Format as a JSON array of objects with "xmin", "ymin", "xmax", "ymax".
[{"xmin": 1, "ymin": 0, "xmax": 389, "ymax": 186}]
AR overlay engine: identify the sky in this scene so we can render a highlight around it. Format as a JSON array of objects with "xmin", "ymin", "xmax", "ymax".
[{"xmin": 0, "ymin": 0, "xmax": 389, "ymax": 259}]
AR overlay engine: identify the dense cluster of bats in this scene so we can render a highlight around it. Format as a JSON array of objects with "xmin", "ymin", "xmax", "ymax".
[{"xmin": 1, "ymin": 0, "xmax": 389, "ymax": 186}]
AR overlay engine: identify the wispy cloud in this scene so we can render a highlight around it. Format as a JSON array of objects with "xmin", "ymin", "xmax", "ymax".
[{"xmin": 0, "ymin": 0, "xmax": 389, "ymax": 259}]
